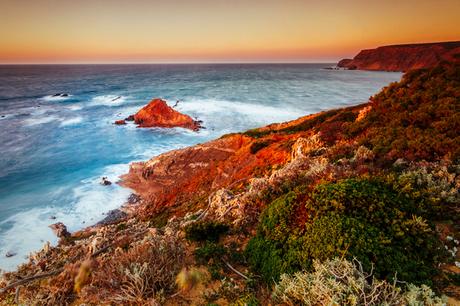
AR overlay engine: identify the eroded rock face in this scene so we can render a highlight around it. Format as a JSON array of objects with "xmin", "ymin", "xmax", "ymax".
[
  {"xmin": 132, "ymin": 98, "xmax": 201, "ymax": 131},
  {"xmin": 338, "ymin": 41, "xmax": 460, "ymax": 72},
  {"xmin": 120, "ymin": 133, "xmax": 291, "ymax": 217}
]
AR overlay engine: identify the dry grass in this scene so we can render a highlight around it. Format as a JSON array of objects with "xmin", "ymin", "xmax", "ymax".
[{"xmin": 81, "ymin": 232, "xmax": 185, "ymax": 304}]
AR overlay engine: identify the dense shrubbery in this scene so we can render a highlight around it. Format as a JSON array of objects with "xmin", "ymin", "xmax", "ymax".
[
  {"xmin": 347, "ymin": 64, "xmax": 460, "ymax": 162},
  {"xmin": 185, "ymin": 221, "xmax": 229, "ymax": 242},
  {"xmin": 246, "ymin": 178, "xmax": 441, "ymax": 284}
]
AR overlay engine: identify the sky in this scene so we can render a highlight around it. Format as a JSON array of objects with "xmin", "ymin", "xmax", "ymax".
[{"xmin": 0, "ymin": 0, "xmax": 459, "ymax": 64}]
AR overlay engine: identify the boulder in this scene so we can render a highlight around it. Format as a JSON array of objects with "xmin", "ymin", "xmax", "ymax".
[
  {"xmin": 131, "ymin": 98, "xmax": 201, "ymax": 131},
  {"xmin": 49, "ymin": 222, "xmax": 70, "ymax": 238},
  {"xmin": 101, "ymin": 177, "xmax": 112, "ymax": 186},
  {"xmin": 114, "ymin": 119, "xmax": 126, "ymax": 125},
  {"xmin": 125, "ymin": 115, "xmax": 135, "ymax": 121}
]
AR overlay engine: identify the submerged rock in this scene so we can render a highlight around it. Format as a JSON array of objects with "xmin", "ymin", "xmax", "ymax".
[
  {"xmin": 49, "ymin": 222, "xmax": 70, "ymax": 238},
  {"xmin": 5, "ymin": 251, "xmax": 16, "ymax": 258},
  {"xmin": 130, "ymin": 98, "xmax": 201, "ymax": 131}
]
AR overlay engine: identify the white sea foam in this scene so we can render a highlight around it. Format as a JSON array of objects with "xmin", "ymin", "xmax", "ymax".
[
  {"xmin": 23, "ymin": 115, "xmax": 61, "ymax": 126},
  {"xmin": 0, "ymin": 163, "xmax": 131, "ymax": 271},
  {"xmin": 41, "ymin": 94, "xmax": 73, "ymax": 102},
  {"xmin": 60, "ymin": 117, "xmax": 83, "ymax": 126},
  {"xmin": 175, "ymin": 98, "xmax": 303, "ymax": 133},
  {"xmin": 67, "ymin": 104, "xmax": 83, "ymax": 111},
  {"xmin": 89, "ymin": 95, "xmax": 127, "ymax": 107}
]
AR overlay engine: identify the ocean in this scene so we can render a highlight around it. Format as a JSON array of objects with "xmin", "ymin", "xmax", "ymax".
[{"xmin": 0, "ymin": 64, "xmax": 401, "ymax": 271}]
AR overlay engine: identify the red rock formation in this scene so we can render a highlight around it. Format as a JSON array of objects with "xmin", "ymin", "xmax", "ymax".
[
  {"xmin": 114, "ymin": 120, "xmax": 126, "ymax": 125},
  {"xmin": 132, "ymin": 98, "xmax": 200, "ymax": 131},
  {"xmin": 120, "ymin": 133, "xmax": 293, "ymax": 217},
  {"xmin": 337, "ymin": 41, "xmax": 460, "ymax": 72}
]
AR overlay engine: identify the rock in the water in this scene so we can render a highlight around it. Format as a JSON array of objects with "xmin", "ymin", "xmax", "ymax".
[
  {"xmin": 130, "ymin": 98, "xmax": 201, "ymax": 131},
  {"xmin": 125, "ymin": 115, "xmax": 135, "ymax": 121},
  {"xmin": 97, "ymin": 209, "xmax": 127, "ymax": 225},
  {"xmin": 114, "ymin": 119, "xmax": 126, "ymax": 125},
  {"xmin": 5, "ymin": 251, "xmax": 16, "ymax": 258},
  {"xmin": 49, "ymin": 222, "xmax": 70, "ymax": 238},
  {"xmin": 101, "ymin": 177, "xmax": 112, "ymax": 186}
]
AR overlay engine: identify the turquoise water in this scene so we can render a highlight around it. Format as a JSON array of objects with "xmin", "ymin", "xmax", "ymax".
[{"xmin": 0, "ymin": 64, "xmax": 401, "ymax": 270}]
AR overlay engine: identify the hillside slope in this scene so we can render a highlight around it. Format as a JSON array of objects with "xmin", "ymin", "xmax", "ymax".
[{"xmin": 338, "ymin": 41, "xmax": 460, "ymax": 71}]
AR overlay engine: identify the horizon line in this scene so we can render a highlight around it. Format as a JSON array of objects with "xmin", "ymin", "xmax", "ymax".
[{"xmin": 0, "ymin": 60, "xmax": 338, "ymax": 65}]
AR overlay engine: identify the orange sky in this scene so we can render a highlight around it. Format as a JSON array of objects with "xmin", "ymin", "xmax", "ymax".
[{"xmin": 1, "ymin": 0, "xmax": 459, "ymax": 64}]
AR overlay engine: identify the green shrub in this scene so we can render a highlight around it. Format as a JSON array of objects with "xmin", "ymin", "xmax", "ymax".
[
  {"xmin": 185, "ymin": 221, "xmax": 229, "ymax": 242},
  {"xmin": 194, "ymin": 242, "xmax": 227, "ymax": 264},
  {"xmin": 246, "ymin": 178, "xmax": 441, "ymax": 285}
]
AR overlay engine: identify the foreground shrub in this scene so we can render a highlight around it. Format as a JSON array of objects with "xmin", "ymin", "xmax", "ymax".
[
  {"xmin": 185, "ymin": 221, "xmax": 229, "ymax": 242},
  {"xmin": 84, "ymin": 234, "xmax": 184, "ymax": 304},
  {"xmin": 273, "ymin": 258, "xmax": 445, "ymax": 306},
  {"xmin": 246, "ymin": 178, "xmax": 441, "ymax": 284}
]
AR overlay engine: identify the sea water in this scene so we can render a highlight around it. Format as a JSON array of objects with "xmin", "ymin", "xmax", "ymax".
[{"xmin": 0, "ymin": 64, "xmax": 401, "ymax": 270}]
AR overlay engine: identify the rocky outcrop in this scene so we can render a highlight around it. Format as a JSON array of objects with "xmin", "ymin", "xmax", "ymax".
[
  {"xmin": 49, "ymin": 222, "xmax": 70, "ymax": 239},
  {"xmin": 120, "ymin": 132, "xmax": 294, "ymax": 217},
  {"xmin": 337, "ymin": 41, "xmax": 460, "ymax": 72},
  {"xmin": 131, "ymin": 98, "xmax": 201, "ymax": 131}
]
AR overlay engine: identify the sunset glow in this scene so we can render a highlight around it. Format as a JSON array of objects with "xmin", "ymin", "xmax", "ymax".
[{"xmin": 1, "ymin": 0, "xmax": 460, "ymax": 63}]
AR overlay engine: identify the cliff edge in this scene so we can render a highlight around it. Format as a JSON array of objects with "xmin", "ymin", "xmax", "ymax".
[{"xmin": 337, "ymin": 41, "xmax": 460, "ymax": 71}]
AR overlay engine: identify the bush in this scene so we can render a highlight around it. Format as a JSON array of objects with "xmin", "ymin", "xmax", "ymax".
[
  {"xmin": 246, "ymin": 178, "xmax": 441, "ymax": 285},
  {"xmin": 84, "ymin": 234, "xmax": 184, "ymax": 304},
  {"xmin": 194, "ymin": 242, "xmax": 227, "ymax": 264},
  {"xmin": 273, "ymin": 258, "xmax": 445, "ymax": 306},
  {"xmin": 185, "ymin": 221, "xmax": 229, "ymax": 242}
]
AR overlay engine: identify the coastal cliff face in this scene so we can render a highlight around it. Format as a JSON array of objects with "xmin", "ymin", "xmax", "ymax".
[
  {"xmin": 338, "ymin": 41, "xmax": 460, "ymax": 71},
  {"xmin": 133, "ymin": 98, "xmax": 201, "ymax": 130},
  {"xmin": 1, "ymin": 64, "xmax": 459, "ymax": 305}
]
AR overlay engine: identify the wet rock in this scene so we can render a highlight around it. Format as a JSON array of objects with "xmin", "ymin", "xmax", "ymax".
[
  {"xmin": 5, "ymin": 251, "xmax": 16, "ymax": 258},
  {"xmin": 125, "ymin": 115, "xmax": 135, "ymax": 121},
  {"xmin": 97, "ymin": 209, "xmax": 127, "ymax": 225},
  {"xmin": 114, "ymin": 119, "xmax": 126, "ymax": 125},
  {"xmin": 49, "ymin": 215, "xmax": 56, "ymax": 220},
  {"xmin": 127, "ymin": 193, "xmax": 141, "ymax": 204},
  {"xmin": 101, "ymin": 177, "xmax": 112, "ymax": 186},
  {"xmin": 130, "ymin": 98, "xmax": 201, "ymax": 131},
  {"xmin": 49, "ymin": 222, "xmax": 70, "ymax": 238}
]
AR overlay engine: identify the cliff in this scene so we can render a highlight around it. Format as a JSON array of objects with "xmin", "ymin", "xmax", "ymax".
[
  {"xmin": 338, "ymin": 41, "xmax": 460, "ymax": 71},
  {"xmin": 1, "ymin": 64, "xmax": 459, "ymax": 305},
  {"xmin": 131, "ymin": 98, "xmax": 201, "ymax": 130}
]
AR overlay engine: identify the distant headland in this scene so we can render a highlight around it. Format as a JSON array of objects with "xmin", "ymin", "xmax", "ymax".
[{"xmin": 337, "ymin": 41, "xmax": 460, "ymax": 72}]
